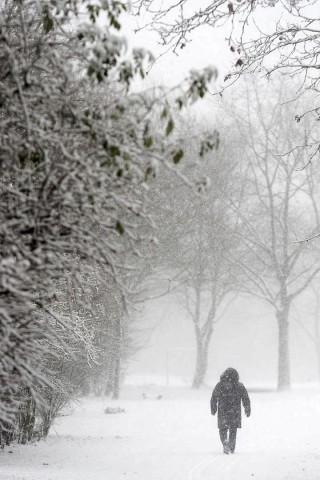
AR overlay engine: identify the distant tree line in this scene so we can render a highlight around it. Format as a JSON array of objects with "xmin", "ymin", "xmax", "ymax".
[
  {"xmin": 134, "ymin": 0, "xmax": 320, "ymax": 391},
  {"xmin": 146, "ymin": 77, "xmax": 320, "ymax": 392}
]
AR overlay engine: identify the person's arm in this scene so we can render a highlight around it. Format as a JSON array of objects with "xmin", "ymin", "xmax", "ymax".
[
  {"xmin": 210, "ymin": 384, "xmax": 219, "ymax": 415},
  {"xmin": 241, "ymin": 384, "xmax": 251, "ymax": 417}
]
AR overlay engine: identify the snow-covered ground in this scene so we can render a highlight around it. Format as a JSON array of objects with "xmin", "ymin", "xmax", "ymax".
[{"xmin": 1, "ymin": 384, "xmax": 320, "ymax": 480}]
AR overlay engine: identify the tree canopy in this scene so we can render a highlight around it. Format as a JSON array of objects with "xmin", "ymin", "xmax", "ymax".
[
  {"xmin": 0, "ymin": 0, "xmax": 215, "ymax": 442},
  {"xmin": 135, "ymin": 0, "xmax": 320, "ymax": 156}
]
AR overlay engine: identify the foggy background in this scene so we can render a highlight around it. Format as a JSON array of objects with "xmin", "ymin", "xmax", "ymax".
[
  {"xmin": 127, "ymin": 293, "xmax": 317, "ymax": 387},
  {"xmin": 122, "ymin": 4, "xmax": 320, "ymax": 390}
]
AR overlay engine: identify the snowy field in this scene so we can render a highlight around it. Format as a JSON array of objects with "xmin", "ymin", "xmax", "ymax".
[{"xmin": 1, "ymin": 384, "xmax": 320, "ymax": 480}]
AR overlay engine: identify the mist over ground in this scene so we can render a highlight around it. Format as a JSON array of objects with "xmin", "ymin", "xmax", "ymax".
[{"xmin": 128, "ymin": 293, "xmax": 318, "ymax": 388}]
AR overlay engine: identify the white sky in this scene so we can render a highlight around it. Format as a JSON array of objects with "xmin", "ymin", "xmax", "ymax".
[
  {"xmin": 124, "ymin": 13, "xmax": 232, "ymax": 86},
  {"xmin": 121, "ymin": 2, "xmax": 286, "ymax": 88},
  {"xmin": 118, "ymin": 2, "xmax": 290, "ymax": 122}
]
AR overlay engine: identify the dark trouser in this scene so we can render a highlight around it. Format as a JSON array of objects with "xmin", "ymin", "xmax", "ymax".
[{"xmin": 219, "ymin": 427, "xmax": 237, "ymax": 453}]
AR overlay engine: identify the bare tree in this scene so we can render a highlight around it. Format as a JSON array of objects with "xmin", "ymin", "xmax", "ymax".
[
  {"xmin": 181, "ymin": 194, "xmax": 238, "ymax": 388},
  {"xmin": 146, "ymin": 127, "xmax": 238, "ymax": 388},
  {"xmin": 225, "ymin": 78, "xmax": 320, "ymax": 390},
  {"xmin": 135, "ymin": 0, "xmax": 320, "ymax": 156}
]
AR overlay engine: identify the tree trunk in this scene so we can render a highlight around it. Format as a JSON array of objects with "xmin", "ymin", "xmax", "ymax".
[
  {"xmin": 0, "ymin": 422, "xmax": 13, "ymax": 448},
  {"xmin": 192, "ymin": 340, "xmax": 207, "ymax": 388},
  {"xmin": 112, "ymin": 316, "xmax": 121, "ymax": 400},
  {"xmin": 19, "ymin": 388, "xmax": 36, "ymax": 444},
  {"xmin": 276, "ymin": 309, "xmax": 290, "ymax": 391},
  {"xmin": 314, "ymin": 316, "xmax": 320, "ymax": 382},
  {"xmin": 315, "ymin": 342, "xmax": 320, "ymax": 383},
  {"xmin": 192, "ymin": 324, "xmax": 213, "ymax": 389},
  {"xmin": 112, "ymin": 356, "xmax": 120, "ymax": 400}
]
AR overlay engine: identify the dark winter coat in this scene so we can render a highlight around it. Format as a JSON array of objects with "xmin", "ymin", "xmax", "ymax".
[{"xmin": 210, "ymin": 368, "xmax": 251, "ymax": 430}]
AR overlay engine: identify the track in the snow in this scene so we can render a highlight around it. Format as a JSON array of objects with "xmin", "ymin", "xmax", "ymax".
[{"xmin": 189, "ymin": 454, "xmax": 240, "ymax": 480}]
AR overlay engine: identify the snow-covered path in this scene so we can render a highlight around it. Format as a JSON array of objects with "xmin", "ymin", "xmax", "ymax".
[{"xmin": 1, "ymin": 385, "xmax": 320, "ymax": 480}]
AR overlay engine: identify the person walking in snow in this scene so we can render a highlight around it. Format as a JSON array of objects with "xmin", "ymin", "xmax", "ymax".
[{"xmin": 210, "ymin": 368, "xmax": 251, "ymax": 454}]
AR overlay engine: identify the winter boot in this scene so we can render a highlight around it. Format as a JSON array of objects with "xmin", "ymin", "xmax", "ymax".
[
  {"xmin": 223, "ymin": 442, "xmax": 230, "ymax": 454},
  {"xmin": 228, "ymin": 428, "xmax": 237, "ymax": 454}
]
